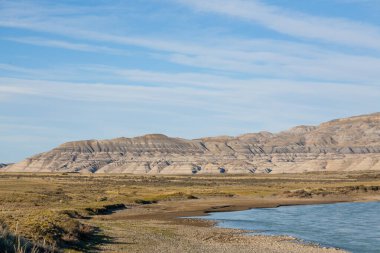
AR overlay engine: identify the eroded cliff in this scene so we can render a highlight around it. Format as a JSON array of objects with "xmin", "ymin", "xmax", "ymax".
[{"xmin": 5, "ymin": 113, "xmax": 380, "ymax": 174}]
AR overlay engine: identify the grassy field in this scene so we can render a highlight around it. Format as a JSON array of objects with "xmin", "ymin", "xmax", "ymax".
[{"xmin": 0, "ymin": 171, "xmax": 380, "ymax": 252}]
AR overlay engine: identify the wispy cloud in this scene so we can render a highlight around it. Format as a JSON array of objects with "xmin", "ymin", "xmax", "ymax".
[
  {"xmin": 1, "ymin": 0, "xmax": 380, "ymax": 85},
  {"xmin": 1, "ymin": 76, "xmax": 378, "ymax": 110},
  {"xmin": 0, "ymin": 77, "xmax": 221, "ymax": 107},
  {"xmin": 5, "ymin": 37, "xmax": 129, "ymax": 55},
  {"xmin": 1, "ymin": 0, "xmax": 380, "ymax": 161},
  {"xmin": 178, "ymin": 0, "xmax": 380, "ymax": 51}
]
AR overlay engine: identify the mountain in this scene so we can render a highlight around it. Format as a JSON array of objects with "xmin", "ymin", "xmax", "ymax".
[{"xmin": 4, "ymin": 113, "xmax": 380, "ymax": 174}]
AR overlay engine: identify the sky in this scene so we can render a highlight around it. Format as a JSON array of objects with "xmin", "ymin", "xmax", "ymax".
[{"xmin": 0, "ymin": 0, "xmax": 380, "ymax": 162}]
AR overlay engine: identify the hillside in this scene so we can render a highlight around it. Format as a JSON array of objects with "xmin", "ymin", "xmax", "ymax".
[{"xmin": 4, "ymin": 113, "xmax": 380, "ymax": 174}]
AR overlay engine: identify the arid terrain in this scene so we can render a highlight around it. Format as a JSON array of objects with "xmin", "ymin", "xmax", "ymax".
[
  {"xmin": 2, "ymin": 0, "xmax": 379, "ymax": 251},
  {"xmin": 1, "ymin": 171, "xmax": 380, "ymax": 252},
  {"xmin": 1, "ymin": 112, "xmax": 380, "ymax": 252},
  {"xmin": 4, "ymin": 113, "xmax": 380, "ymax": 175}
]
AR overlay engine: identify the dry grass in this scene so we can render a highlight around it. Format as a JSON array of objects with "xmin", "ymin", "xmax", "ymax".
[
  {"xmin": 0, "ymin": 221, "xmax": 55, "ymax": 253},
  {"xmin": 0, "ymin": 171, "xmax": 379, "ymax": 252}
]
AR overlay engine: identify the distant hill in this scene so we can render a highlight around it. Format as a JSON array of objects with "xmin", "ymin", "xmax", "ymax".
[
  {"xmin": 5, "ymin": 113, "xmax": 380, "ymax": 174},
  {"xmin": 0, "ymin": 163, "xmax": 9, "ymax": 169}
]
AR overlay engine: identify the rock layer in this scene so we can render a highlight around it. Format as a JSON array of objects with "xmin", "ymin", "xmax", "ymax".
[{"xmin": 5, "ymin": 113, "xmax": 380, "ymax": 174}]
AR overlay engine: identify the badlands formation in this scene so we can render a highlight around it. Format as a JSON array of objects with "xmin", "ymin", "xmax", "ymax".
[{"xmin": 4, "ymin": 113, "xmax": 380, "ymax": 174}]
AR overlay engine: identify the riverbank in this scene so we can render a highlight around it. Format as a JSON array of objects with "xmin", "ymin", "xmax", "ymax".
[
  {"xmin": 1, "ymin": 171, "xmax": 379, "ymax": 252},
  {"xmin": 89, "ymin": 194, "xmax": 380, "ymax": 252}
]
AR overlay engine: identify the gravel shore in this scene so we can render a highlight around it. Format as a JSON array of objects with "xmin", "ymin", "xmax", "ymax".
[
  {"xmin": 90, "ymin": 217, "xmax": 345, "ymax": 253},
  {"xmin": 88, "ymin": 196, "xmax": 354, "ymax": 252}
]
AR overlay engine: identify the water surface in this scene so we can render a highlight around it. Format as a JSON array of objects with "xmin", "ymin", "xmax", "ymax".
[{"xmin": 194, "ymin": 202, "xmax": 380, "ymax": 253}]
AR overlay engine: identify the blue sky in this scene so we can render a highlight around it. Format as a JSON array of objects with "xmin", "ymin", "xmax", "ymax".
[{"xmin": 1, "ymin": 0, "xmax": 380, "ymax": 162}]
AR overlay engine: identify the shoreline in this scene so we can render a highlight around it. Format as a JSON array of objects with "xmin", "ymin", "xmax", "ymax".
[
  {"xmin": 117, "ymin": 194, "xmax": 379, "ymax": 220},
  {"xmin": 93, "ymin": 195, "xmax": 380, "ymax": 252},
  {"xmin": 179, "ymin": 199, "xmax": 376, "ymax": 252},
  {"xmin": 174, "ymin": 196, "xmax": 380, "ymax": 252},
  {"xmin": 2, "ymin": 171, "xmax": 380, "ymax": 252}
]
